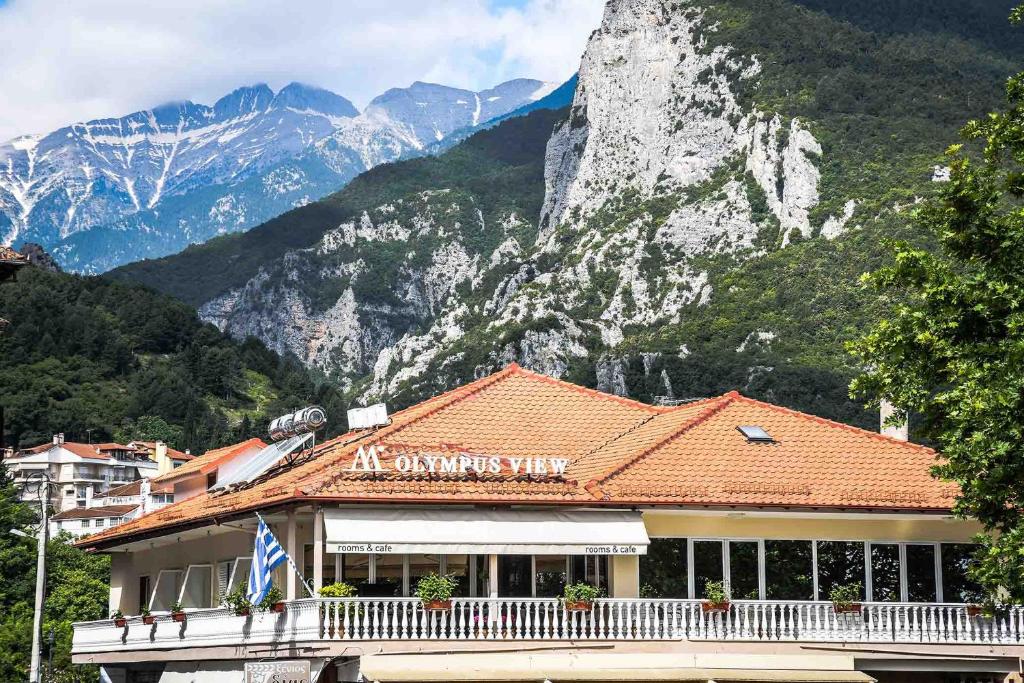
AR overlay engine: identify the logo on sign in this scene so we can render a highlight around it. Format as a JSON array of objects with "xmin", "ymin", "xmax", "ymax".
[
  {"xmin": 349, "ymin": 444, "xmax": 569, "ymax": 478},
  {"xmin": 244, "ymin": 660, "xmax": 310, "ymax": 683}
]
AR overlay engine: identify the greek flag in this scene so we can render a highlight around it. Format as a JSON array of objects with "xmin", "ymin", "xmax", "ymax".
[{"xmin": 247, "ymin": 518, "xmax": 287, "ymax": 605}]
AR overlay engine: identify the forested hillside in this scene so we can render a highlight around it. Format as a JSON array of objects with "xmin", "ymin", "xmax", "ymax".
[
  {"xmin": 0, "ymin": 264, "xmax": 347, "ymax": 451},
  {"xmin": 108, "ymin": 0, "xmax": 1024, "ymax": 431}
]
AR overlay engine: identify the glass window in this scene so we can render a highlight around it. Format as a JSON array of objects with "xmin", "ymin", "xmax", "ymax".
[
  {"xmin": 446, "ymin": 554, "xmax": 472, "ymax": 596},
  {"xmin": 870, "ymin": 543, "xmax": 901, "ymax": 602},
  {"xmin": 138, "ymin": 576, "xmax": 151, "ymax": 613},
  {"xmin": 302, "ymin": 544, "xmax": 336, "ymax": 589},
  {"xmin": 373, "ymin": 554, "xmax": 403, "ymax": 595},
  {"xmin": 150, "ymin": 570, "xmax": 183, "ymax": 611},
  {"xmin": 228, "ymin": 558, "xmax": 252, "ymax": 596},
  {"xmin": 765, "ymin": 541, "xmax": 814, "ymax": 600},
  {"xmin": 941, "ymin": 544, "xmax": 983, "ymax": 603},
  {"xmin": 81, "ymin": 519, "xmax": 90, "ymax": 528},
  {"xmin": 341, "ymin": 553, "xmax": 370, "ymax": 585},
  {"xmin": 408, "ymin": 554, "xmax": 442, "ymax": 595},
  {"xmin": 906, "ymin": 545, "xmax": 937, "ymax": 602},
  {"xmin": 639, "ymin": 538, "xmax": 688, "ymax": 598},
  {"xmin": 570, "ymin": 556, "xmax": 608, "ymax": 594},
  {"xmin": 817, "ymin": 541, "xmax": 865, "ymax": 601},
  {"xmin": 499, "ymin": 555, "xmax": 532, "ymax": 597},
  {"xmin": 535, "ymin": 555, "xmax": 568, "ymax": 597},
  {"xmin": 693, "ymin": 541, "xmax": 724, "ymax": 599},
  {"xmin": 729, "ymin": 541, "xmax": 760, "ymax": 600},
  {"xmin": 179, "ymin": 565, "xmax": 214, "ymax": 608}
]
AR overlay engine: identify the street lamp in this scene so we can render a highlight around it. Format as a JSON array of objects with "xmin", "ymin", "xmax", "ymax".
[{"xmin": 21, "ymin": 472, "xmax": 53, "ymax": 683}]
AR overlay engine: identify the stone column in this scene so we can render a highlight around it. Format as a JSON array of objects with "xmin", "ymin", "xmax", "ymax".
[
  {"xmin": 609, "ymin": 555, "xmax": 640, "ymax": 598},
  {"xmin": 313, "ymin": 506, "xmax": 324, "ymax": 593},
  {"xmin": 286, "ymin": 509, "xmax": 299, "ymax": 600}
]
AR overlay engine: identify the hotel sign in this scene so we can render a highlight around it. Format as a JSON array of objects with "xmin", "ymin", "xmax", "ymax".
[
  {"xmin": 244, "ymin": 660, "xmax": 310, "ymax": 683},
  {"xmin": 348, "ymin": 444, "xmax": 569, "ymax": 478}
]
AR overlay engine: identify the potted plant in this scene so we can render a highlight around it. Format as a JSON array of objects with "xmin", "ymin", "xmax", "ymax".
[
  {"xmin": 224, "ymin": 585, "xmax": 253, "ymax": 617},
  {"xmin": 170, "ymin": 600, "xmax": 187, "ymax": 623},
  {"xmin": 829, "ymin": 583, "xmax": 863, "ymax": 614},
  {"xmin": 319, "ymin": 582, "xmax": 357, "ymax": 598},
  {"xmin": 111, "ymin": 610, "xmax": 127, "ymax": 628},
  {"xmin": 259, "ymin": 586, "xmax": 286, "ymax": 613},
  {"xmin": 562, "ymin": 582, "xmax": 600, "ymax": 611},
  {"xmin": 416, "ymin": 572, "xmax": 458, "ymax": 611},
  {"xmin": 141, "ymin": 606, "xmax": 155, "ymax": 625},
  {"xmin": 966, "ymin": 603, "xmax": 985, "ymax": 617},
  {"xmin": 701, "ymin": 580, "xmax": 731, "ymax": 614}
]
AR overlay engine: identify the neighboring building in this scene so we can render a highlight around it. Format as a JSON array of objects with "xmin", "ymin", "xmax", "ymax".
[
  {"xmin": 71, "ymin": 365, "xmax": 1022, "ymax": 683},
  {"xmin": 127, "ymin": 441, "xmax": 194, "ymax": 475},
  {"xmin": 49, "ymin": 478, "xmax": 176, "ymax": 539},
  {"xmin": 4, "ymin": 435, "xmax": 159, "ymax": 512}
]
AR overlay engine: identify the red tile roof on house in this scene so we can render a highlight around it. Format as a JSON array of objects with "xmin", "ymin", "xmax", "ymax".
[
  {"xmin": 52, "ymin": 504, "xmax": 139, "ymax": 521},
  {"xmin": 153, "ymin": 438, "xmax": 267, "ymax": 483},
  {"xmin": 132, "ymin": 441, "xmax": 193, "ymax": 461},
  {"xmin": 79, "ymin": 364, "xmax": 956, "ymax": 551},
  {"xmin": 99, "ymin": 479, "xmax": 172, "ymax": 498}
]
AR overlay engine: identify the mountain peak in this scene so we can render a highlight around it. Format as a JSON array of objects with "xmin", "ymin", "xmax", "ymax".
[
  {"xmin": 272, "ymin": 82, "xmax": 358, "ymax": 118},
  {"xmin": 213, "ymin": 84, "xmax": 275, "ymax": 119}
]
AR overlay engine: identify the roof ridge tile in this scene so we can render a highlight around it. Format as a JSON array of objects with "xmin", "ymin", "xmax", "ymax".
[{"xmin": 589, "ymin": 395, "xmax": 735, "ymax": 490}]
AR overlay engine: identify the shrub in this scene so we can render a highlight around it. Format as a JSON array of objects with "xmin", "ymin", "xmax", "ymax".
[
  {"xmin": 703, "ymin": 580, "xmax": 730, "ymax": 604},
  {"xmin": 563, "ymin": 582, "xmax": 601, "ymax": 604},
  {"xmin": 319, "ymin": 582, "xmax": 357, "ymax": 598},
  {"xmin": 829, "ymin": 582, "xmax": 862, "ymax": 609},
  {"xmin": 415, "ymin": 573, "xmax": 458, "ymax": 603}
]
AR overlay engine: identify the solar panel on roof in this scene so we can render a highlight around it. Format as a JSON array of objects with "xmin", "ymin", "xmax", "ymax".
[
  {"xmin": 210, "ymin": 432, "xmax": 313, "ymax": 491},
  {"xmin": 737, "ymin": 425, "xmax": 774, "ymax": 443}
]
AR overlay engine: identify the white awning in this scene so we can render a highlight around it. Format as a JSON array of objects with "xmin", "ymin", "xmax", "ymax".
[{"xmin": 324, "ymin": 508, "xmax": 649, "ymax": 555}]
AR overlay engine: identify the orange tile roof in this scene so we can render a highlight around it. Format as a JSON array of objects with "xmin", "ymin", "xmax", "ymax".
[
  {"xmin": 154, "ymin": 438, "xmax": 267, "ymax": 483},
  {"xmin": 99, "ymin": 479, "xmax": 173, "ymax": 498},
  {"xmin": 79, "ymin": 364, "xmax": 957, "ymax": 551},
  {"xmin": 52, "ymin": 504, "xmax": 138, "ymax": 520},
  {"xmin": 132, "ymin": 441, "xmax": 193, "ymax": 461}
]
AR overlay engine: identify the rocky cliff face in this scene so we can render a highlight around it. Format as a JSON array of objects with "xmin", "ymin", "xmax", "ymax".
[{"xmin": 192, "ymin": 0, "xmax": 853, "ymax": 403}]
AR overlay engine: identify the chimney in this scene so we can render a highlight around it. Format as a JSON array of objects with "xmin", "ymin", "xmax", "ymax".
[
  {"xmin": 58, "ymin": 433, "xmax": 65, "ymax": 445},
  {"xmin": 880, "ymin": 399, "xmax": 909, "ymax": 441}
]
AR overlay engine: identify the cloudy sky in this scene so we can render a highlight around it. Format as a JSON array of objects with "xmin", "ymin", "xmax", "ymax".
[{"xmin": 0, "ymin": 0, "xmax": 604, "ymax": 141}]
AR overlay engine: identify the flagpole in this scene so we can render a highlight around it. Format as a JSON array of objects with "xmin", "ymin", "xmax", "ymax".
[{"xmin": 255, "ymin": 511, "xmax": 315, "ymax": 597}]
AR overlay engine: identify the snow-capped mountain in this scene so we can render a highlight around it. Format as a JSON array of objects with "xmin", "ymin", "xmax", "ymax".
[{"xmin": 0, "ymin": 79, "xmax": 553, "ymax": 272}]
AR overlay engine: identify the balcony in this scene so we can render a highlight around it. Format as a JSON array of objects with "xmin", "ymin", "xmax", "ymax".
[{"xmin": 72, "ymin": 598, "xmax": 1024, "ymax": 655}]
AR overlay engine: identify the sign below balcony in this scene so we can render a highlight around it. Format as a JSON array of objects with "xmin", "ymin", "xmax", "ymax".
[
  {"xmin": 245, "ymin": 660, "xmax": 310, "ymax": 683},
  {"xmin": 348, "ymin": 444, "xmax": 569, "ymax": 478}
]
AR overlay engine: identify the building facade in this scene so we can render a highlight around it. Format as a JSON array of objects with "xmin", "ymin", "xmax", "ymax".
[
  {"xmin": 5, "ymin": 436, "xmax": 159, "ymax": 512},
  {"xmin": 50, "ymin": 479, "xmax": 175, "ymax": 539},
  {"xmin": 71, "ymin": 366, "xmax": 1023, "ymax": 683}
]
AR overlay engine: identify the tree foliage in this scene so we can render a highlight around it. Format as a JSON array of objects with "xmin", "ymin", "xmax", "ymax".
[
  {"xmin": 0, "ymin": 266, "xmax": 349, "ymax": 453},
  {"xmin": 850, "ymin": 6, "xmax": 1024, "ymax": 601}
]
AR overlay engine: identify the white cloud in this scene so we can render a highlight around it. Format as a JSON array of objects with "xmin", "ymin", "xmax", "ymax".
[{"xmin": 0, "ymin": 0, "xmax": 603, "ymax": 141}]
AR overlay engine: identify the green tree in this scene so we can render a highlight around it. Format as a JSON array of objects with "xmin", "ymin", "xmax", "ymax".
[
  {"xmin": 113, "ymin": 415, "xmax": 184, "ymax": 449},
  {"xmin": 850, "ymin": 6, "xmax": 1024, "ymax": 601}
]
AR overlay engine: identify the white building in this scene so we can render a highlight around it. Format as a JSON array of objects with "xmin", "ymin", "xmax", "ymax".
[
  {"xmin": 4, "ymin": 434, "xmax": 159, "ymax": 512},
  {"xmin": 49, "ymin": 478, "xmax": 176, "ymax": 539}
]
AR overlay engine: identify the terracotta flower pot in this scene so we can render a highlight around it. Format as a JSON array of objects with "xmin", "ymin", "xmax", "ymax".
[
  {"xmin": 142, "ymin": 615, "xmax": 156, "ymax": 625},
  {"xmin": 564, "ymin": 601, "xmax": 593, "ymax": 612},
  {"xmin": 235, "ymin": 607, "xmax": 251, "ymax": 617},
  {"xmin": 701, "ymin": 600, "xmax": 731, "ymax": 614},
  {"xmin": 171, "ymin": 611, "xmax": 187, "ymax": 623},
  {"xmin": 832, "ymin": 603, "xmax": 862, "ymax": 614},
  {"xmin": 271, "ymin": 601, "xmax": 286, "ymax": 613},
  {"xmin": 966, "ymin": 605, "xmax": 985, "ymax": 617},
  {"xmin": 113, "ymin": 618, "xmax": 127, "ymax": 628},
  {"xmin": 422, "ymin": 599, "xmax": 452, "ymax": 611}
]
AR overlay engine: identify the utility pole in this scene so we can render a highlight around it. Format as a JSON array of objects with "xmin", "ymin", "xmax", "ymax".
[{"xmin": 27, "ymin": 472, "xmax": 51, "ymax": 683}]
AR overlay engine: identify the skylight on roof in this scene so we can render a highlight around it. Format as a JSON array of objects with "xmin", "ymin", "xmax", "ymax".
[{"xmin": 737, "ymin": 425, "xmax": 774, "ymax": 443}]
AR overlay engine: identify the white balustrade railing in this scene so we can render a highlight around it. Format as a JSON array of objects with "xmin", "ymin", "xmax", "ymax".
[{"xmin": 73, "ymin": 599, "xmax": 1024, "ymax": 654}]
